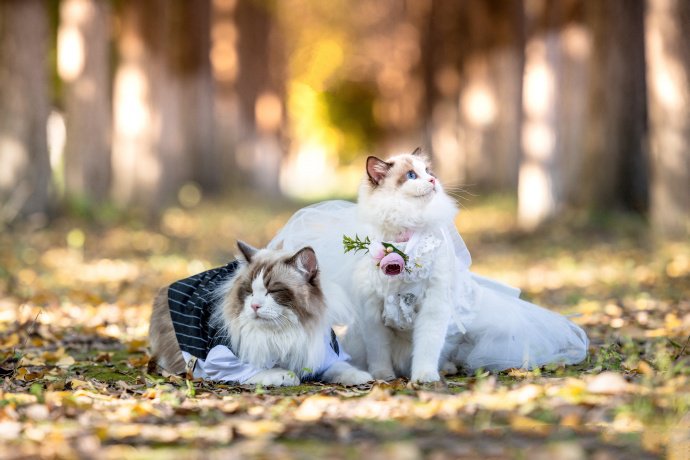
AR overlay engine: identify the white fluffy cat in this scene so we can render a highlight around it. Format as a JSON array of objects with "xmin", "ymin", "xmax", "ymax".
[{"xmin": 353, "ymin": 149, "xmax": 458, "ymax": 382}]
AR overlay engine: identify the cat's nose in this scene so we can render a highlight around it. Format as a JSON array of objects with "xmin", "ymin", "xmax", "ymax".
[
  {"xmin": 251, "ymin": 303, "xmax": 261, "ymax": 312},
  {"xmin": 429, "ymin": 177, "xmax": 436, "ymax": 185}
]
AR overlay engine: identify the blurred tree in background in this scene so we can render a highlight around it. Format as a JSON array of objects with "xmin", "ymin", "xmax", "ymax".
[
  {"xmin": 645, "ymin": 0, "xmax": 690, "ymax": 239},
  {"xmin": 0, "ymin": 0, "xmax": 51, "ymax": 223},
  {"xmin": 0, "ymin": 0, "xmax": 688, "ymax": 238},
  {"xmin": 60, "ymin": 0, "xmax": 111, "ymax": 204}
]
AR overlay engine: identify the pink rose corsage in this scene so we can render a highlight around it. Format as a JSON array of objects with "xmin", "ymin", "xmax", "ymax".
[
  {"xmin": 343, "ymin": 234, "xmax": 410, "ymax": 276},
  {"xmin": 379, "ymin": 252, "xmax": 405, "ymax": 276}
]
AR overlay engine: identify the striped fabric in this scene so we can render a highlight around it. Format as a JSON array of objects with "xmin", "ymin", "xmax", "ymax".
[{"xmin": 167, "ymin": 261, "xmax": 239, "ymax": 359}]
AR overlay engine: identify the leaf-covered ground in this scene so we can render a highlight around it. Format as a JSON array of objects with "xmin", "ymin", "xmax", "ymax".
[{"xmin": 1, "ymin": 196, "xmax": 689, "ymax": 459}]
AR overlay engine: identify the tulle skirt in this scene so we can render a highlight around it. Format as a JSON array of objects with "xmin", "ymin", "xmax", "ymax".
[
  {"xmin": 269, "ymin": 200, "xmax": 589, "ymax": 372},
  {"xmin": 446, "ymin": 279, "xmax": 588, "ymax": 371}
]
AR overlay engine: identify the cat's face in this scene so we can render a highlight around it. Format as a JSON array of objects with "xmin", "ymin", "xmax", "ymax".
[
  {"xmin": 228, "ymin": 242, "xmax": 325, "ymax": 331},
  {"xmin": 358, "ymin": 148, "xmax": 457, "ymax": 232},
  {"xmin": 366, "ymin": 150, "xmax": 439, "ymax": 201}
]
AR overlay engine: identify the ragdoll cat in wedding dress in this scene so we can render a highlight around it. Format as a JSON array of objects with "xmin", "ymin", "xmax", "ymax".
[{"xmin": 269, "ymin": 148, "xmax": 588, "ymax": 383}]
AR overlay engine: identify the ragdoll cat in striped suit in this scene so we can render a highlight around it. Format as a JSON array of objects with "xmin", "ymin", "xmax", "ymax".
[{"xmin": 149, "ymin": 241, "xmax": 372, "ymax": 386}]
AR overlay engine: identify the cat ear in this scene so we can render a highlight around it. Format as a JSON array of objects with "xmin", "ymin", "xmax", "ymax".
[
  {"xmin": 288, "ymin": 247, "xmax": 318, "ymax": 281},
  {"xmin": 237, "ymin": 240, "xmax": 259, "ymax": 263},
  {"xmin": 366, "ymin": 156, "xmax": 393, "ymax": 186},
  {"xmin": 410, "ymin": 147, "xmax": 429, "ymax": 161}
]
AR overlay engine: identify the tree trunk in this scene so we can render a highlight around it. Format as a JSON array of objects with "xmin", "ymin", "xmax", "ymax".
[
  {"xmin": 111, "ymin": 0, "xmax": 160, "ymax": 210},
  {"xmin": 232, "ymin": 0, "xmax": 286, "ymax": 196},
  {"xmin": 517, "ymin": 0, "xmax": 589, "ymax": 229},
  {"xmin": 459, "ymin": 0, "xmax": 524, "ymax": 191},
  {"xmin": 154, "ymin": 0, "xmax": 214, "ymax": 202},
  {"xmin": 112, "ymin": 0, "xmax": 214, "ymax": 211},
  {"xmin": 580, "ymin": 0, "xmax": 648, "ymax": 211},
  {"xmin": 59, "ymin": 0, "xmax": 112, "ymax": 203},
  {"xmin": 184, "ymin": 1, "xmax": 217, "ymax": 193},
  {"xmin": 422, "ymin": 0, "xmax": 524, "ymax": 191},
  {"xmin": 0, "ymin": 0, "xmax": 52, "ymax": 223},
  {"xmin": 645, "ymin": 0, "xmax": 690, "ymax": 238},
  {"xmin": 422, "ymin": 0, "xmax": 467, "ymax": 187},
  {"xmin": 210, "ymin": 0, "xmax": 244, "ymax": 191},
  {"xmin": 363, "ymin": 0, "xmax": 428, "ymax": 154}
]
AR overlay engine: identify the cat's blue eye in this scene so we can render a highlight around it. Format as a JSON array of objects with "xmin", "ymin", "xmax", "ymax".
[{"xmin": 406, "ymin": 171, "xmax": 417, "ymax": 180}]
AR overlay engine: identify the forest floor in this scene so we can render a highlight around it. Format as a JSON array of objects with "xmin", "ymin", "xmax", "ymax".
[{"xmin": 1, "ymin": 194, "xmax": 689, "ymax": 459}]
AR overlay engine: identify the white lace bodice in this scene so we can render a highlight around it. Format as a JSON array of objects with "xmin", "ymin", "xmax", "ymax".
[
  {"xmin": 374, "ymin": 228, "xmax": 478, "ymax": 333},
  {"xmin": 376, "ymin": 230, "xmax": 443, "ymax": 331}
]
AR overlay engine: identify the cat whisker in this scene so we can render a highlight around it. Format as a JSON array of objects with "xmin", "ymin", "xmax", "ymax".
[
  {"xmin": 268, "ymin": 312, "xmax": 295, "ymax": 331},
  {"xmin": 444, "ymin": 187, "xmax": 479, "ymax": 197},
  {"xmin": 442, "ymin": 181, "xmax": 476, "ymax": 188},
  {"xmin": 444, "ymin": 192, "xmax": 477, "ymax": 200},
  {"xmin": 443, "ymin": 186, "xmax": 477, "ymax": 195}
]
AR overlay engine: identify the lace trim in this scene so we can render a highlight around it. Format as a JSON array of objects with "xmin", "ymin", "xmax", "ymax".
[
  {"xmin": 380, "ymin": 231, "xmax": 444, "ymax": 331},
  {"xmin": 402, "ymin": 232, "xmax": 443, "ymax": 282},
  {"xmin": 382, "ymin": 291, "xmax": 417, "ymax": 331},
  {"xmin": 378, "ymin": 232, "xmax": 479, "ymax": 333}
]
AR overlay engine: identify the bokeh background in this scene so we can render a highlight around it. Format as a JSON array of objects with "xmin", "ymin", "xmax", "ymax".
[
  {"xmin": 1, "ymin": 2, "xmax": 690, "ymax": 457},
  {"xmin": 0, "ymin": 0, "xmax": 688, "ymax": 237}
]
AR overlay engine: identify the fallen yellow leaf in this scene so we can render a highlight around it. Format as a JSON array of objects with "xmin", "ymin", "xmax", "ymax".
[
  {"xmin": 560, "ymin": 413, "xmax": 582, "ymax": 428},
  {"xmin": 446, "ymin": 418, "xmax": 467, "ymax": 434},
  {"xmin": 666, "ymin": 313, "xmax": 682, "ymax": 331},
  {"xmin": 68, "ymin": 378, "xmax": 91, "ymax": 390},
  {"xmin": 236, "ymin": 420, "xmax": 285, "ymax": 438},
  {"xmin": 14, "ymin": 367, "xmax": 27, "ymax": 380},
  {"xmin": 128, "ymin": 355, "xmax": 149, "ymax": 367},
  {"xmin": 55, "ymin": 355, "xmax": 75, "ymax": 368},
  {"xmin": 141, "ymin": 387, "xmax": 161, "ymax": 399},
  {"xmin": 0, "ymin": 333, "xmax": 19, "ymax": 349},
  {"xmin": 510, "ymin": 415, "xmax": 551, "ymax": 436},
  {"xmin": 550, "ymin": 379, "xmax": 587, "ymax": 404},
  {"xmin": 18, "ymin": 356, "xmax": 45, "ymax": 367},
  {"xmin": 126, "ymin": 339, "xmax": 148, "ymax": 352},
  {"xmin": 130, "ymin": 401, "xmax": 160, "ymax": 418},
  {"xmin": 294, "ymin": 395, "xmax": 338, "ymax": 422},
  {"xmin": 105, "ymin": 423, "xmax": 144, "ymax": 440},
  {"xmin": 412, "ymin": 400, "xmax": 445, "ymax": 420},
  {"xmin": 587, "ymin": 372, "xmax": 629, "ymax": 395},
  {"xmin": 636, "ymin": 361, "xmax": 655, "ymax": 376}
]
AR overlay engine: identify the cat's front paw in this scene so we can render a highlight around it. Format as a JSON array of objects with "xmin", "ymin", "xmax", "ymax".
[
  {"xmin": 244, "ymin": 368, "xmax": 300, "ymax": 387},
  {"xmin": 321, "ymin": 361, "xmax": 373, "ymax": 386},
  {"xmin": 411, "ymin": 369, "xmax": 441, "ymax": 383},
  {"xmin": 371, "ymin": 368, "xmax": 396, "ymax": 381},
  {"xmin": 335, "ymin": 368, "xmax": 373, "ymax": 386}
]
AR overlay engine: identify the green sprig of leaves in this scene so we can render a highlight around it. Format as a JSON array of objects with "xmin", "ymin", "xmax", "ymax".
[
  {"xmin": 343, "ymin": 234, "xmax": 371, "ymax": 254},
  {"xmin": 343, "ymin": 234, "xmax": 412, "ymax": 273}
]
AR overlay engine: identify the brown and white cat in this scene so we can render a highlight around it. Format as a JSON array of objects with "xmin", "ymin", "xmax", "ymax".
[
  {"xmin": 149, "ymin": 241, "xmax": 372, "ymax": 386},
  {"xmin": 351, "ymin": 150, "xmax": 459, "ymax": 382}
]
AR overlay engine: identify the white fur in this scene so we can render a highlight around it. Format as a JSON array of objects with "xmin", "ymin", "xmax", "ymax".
[
  {"xmin": 213, "ymin": 259, "xmax": 328, "ymax": 380},
  {"xmin": 358, "ymin": 158, "xmax": 457, "ymax": 238},
  {"xmin": 229, "ymin": 295, "xmax": 327, "ymax": 378},
  {"xmin": 354, "ymin": 153, "xmax": 458, "ymax": 382},
  {"xmin": 212, "ymin": 254, "xmax": 372, "ymax": 386},
  {"xmin": 244, "ymin": 368, "xmax": 300, "ymax": 386},
  {"xmin": 320, "ymin": 361, "xmax": 373, "ymax": 386}
]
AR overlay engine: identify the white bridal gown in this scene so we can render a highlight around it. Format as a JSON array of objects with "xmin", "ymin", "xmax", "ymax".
[{"xmin": 269, "ymin": 200, "xmax": 589, "ymax": 373}]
